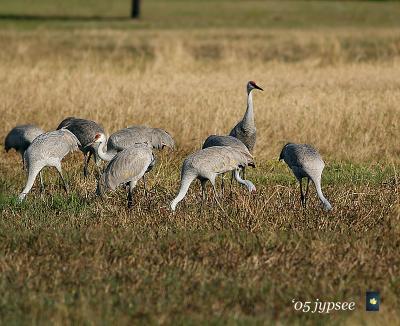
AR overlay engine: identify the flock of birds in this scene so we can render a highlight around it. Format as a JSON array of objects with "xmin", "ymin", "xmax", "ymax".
[{"xmin": 4, "ymin": 81, "xmax": 332, "ymax": 212}]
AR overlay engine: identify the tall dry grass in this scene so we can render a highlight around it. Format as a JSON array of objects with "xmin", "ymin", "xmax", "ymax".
[{"xmin": 0, "ymin": 28, "xmax": 399, "ymax": 163}]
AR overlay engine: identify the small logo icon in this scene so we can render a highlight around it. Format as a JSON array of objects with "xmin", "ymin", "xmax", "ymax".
[{"xmin": 366, "ymin": 291, "xmax": 380, "ymax": 311}]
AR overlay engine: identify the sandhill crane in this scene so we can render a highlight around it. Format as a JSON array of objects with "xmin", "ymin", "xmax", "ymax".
[
  {"xmin": 4, "ymin": 124, "xmax": 44, "ymax": 167},
  {"xmin": 279, "ymin": 143, "xmax": 332, "ymax": 211},
  {"xmin": 170, "ymin": 146, "xmax": 256, "ymax": 212},
  {"xmin": 18, "ymin": 129, "xmax": 80, "ymax": 201},
  {"xmin": 229, "ymin": 81, "xmax": 263, "ymax": 153},
  {"xmin": 107, "ymin": 125, "xmax": 175, "ymax": 152},
  {"xmin": 88, "ymin": 132, "xmax": 154, "ymax": 194},
  {"xmin": 96, "ymin": 144, "xmax": 155, "ymax": 208},
  {"xmin": 202, "ymin": 135, "xmax": 249, "ymax": 154},
  {"xmin": 202, "ymin": 135, "xmax": 254, "ymax": 190},
  {"xmin": 56, "ymin": 117, "xmax": 106, "ymax": 177}
]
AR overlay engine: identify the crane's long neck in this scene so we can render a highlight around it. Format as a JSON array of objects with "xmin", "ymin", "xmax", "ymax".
[
  {"xmin": 242, "ymin": 90, "xmax": 255, "ymax": 130},
  {"xmin": 234, "ymin": 169, "xmax": 256, "ymax": 192},
  {"xmin": 170, "ymin": 172, "xmax": 197, "ymax": 211},
  {"xmin": 314, "ymin": 178, "xmax": 332, "ymax": 211},
  {"xmin": 97, "ymin": 140, "xmax": 116, "ymax": 162}
]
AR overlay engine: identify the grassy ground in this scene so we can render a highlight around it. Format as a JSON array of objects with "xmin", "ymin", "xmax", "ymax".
[{"xmin": 0, "ymin": 1, "xmax": 400, "ymax": 324}]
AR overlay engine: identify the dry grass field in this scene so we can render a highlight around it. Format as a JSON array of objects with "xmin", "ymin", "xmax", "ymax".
[{"xmin": 0, "ymin": 1, "xmax": 400, "ymax": 324}]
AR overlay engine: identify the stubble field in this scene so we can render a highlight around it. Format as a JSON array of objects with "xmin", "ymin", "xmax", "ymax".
[{"xmin": 0, "ymin": 1, "xmax": 400, "ymax": 324}]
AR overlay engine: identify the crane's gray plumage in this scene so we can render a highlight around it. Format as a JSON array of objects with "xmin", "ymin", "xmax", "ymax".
[
  {"xmin": 229, "ymin": 81, "xmax": 263, "ymax": 153},
  {"xmin": 18, "ymin": 129, "xmax": 81, "ymax": 201},
  {"xmin": 107, "ymin": 125, "xmax": 175, "ymax": 152},
  {"xmin": 202, "ymin": 135, "xmax": 255, "ymax": 189},
  {"xmin": 202, "ymin": 135, "xmax": 250, "ymax": 155},
  {"xmin": 56, "ymin": 117, "xmax": 106, "ymax": 176},
  {"xmin": 90, "ymin": 132, "xmax": 153, "ymax": 195},
  {"xmin": 170, "ymin": 146, "xmax": 256, "ymax": 211},
  {"xmin": 97, "ymin": 144, "xmax": 155, "ymax": 208},
  {"xmin": 279, "ymin": 143, "xmax": 332, "ymax": 211},
  {"xmin": 4, "ymin": 124, "xmax": 44, "ymax": 166}
]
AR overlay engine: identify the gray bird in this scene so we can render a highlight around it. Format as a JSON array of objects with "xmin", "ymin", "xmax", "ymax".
[
  {"xmin": 170, "ymin": 146, "xmax": 256, "ymax": 212},
  {"xmin": 229, "ymin": 81, "xmax": 263, "ymax": 153},
  {"xmin": 107, "ymin": 125, "xmax": 175, "ymax": 152},
  {"xmin": 4, "ymin": 124, "xmax": 44, "ymax": 167},
  {"xmin": 18, "ymin": 129, "xmax": 81, "ymax": 201},
  {"xmin": 96, "ymin": 144, "xmax": 155, "ymax": 208},
  {"xmin": 202, "ymin": 135, "xmax": 254, "ymax": 190},
  {"xmin": 279, "ymin": 143, "xmax": 332, "ymax": 211},
  {"xmin": 202, "ymin": 135, "xmax": 249, "ymax": 155},
  {"xmin": 56, "ymin": 117, "xmax": 106, "ymax": 177}
]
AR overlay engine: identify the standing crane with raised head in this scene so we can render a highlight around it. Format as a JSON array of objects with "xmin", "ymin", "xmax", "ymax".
[
  {"xmin": 229, "ymin": 81, "xmax": 263, "ymax": 153},
  {"xmin": 18, "ymin": 129, "xmax": 80, "ymax": 201},
  {"xmin": 96, "ymin": 144, "xmax": 155, "ymax": 208},
  {"xmin": 4, "ymin": 124, "xmax": 44, "ymax": 167},
  {"xmin": 279, "ymin": 143, "xmax": 332, "ymax": 211},
  {"xmin": 107, "ymin": 125, "xmax": 175, "ymax": 152},
  {"xmin": 56, "ymin": 117, "xmax": 106, "ymax": 177},
  {"xmin": 170, "ymin": 146, "xmax": 256, "ymax": 212}
]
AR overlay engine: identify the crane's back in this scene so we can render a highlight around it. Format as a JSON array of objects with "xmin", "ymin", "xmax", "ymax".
[
  {"xmin": 108, "ymin": 127, "xmax": 150, "ymax": 152},
  {"xmin": 280, "ymin": 143, "xmax": 324, "ymax": 172},
  {"xmin": 25, "ymin": 129, "xmax": 80, "ymax": 164},
  {"xmin": 184, "ymin": 146, "xmax": 254, "ymax": 176},
  {"xmin": 100, "ymin": 145, "xmax": 154, "ymax": 191},
  {"xmin": 57, "ymin": 118, "xmax": 105, "ymax": 148},
  {"xmin": 202, "ymin": 135, "xmax": 250, "ymax": 155}
]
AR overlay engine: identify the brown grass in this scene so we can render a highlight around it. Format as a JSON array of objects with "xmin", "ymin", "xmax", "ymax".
[
  {"xmin": 1, "ymin": 28, "xmax": 400, "ymax": 162},
  {"xmin": 0, "ymin": 28, "xmax": 400, "ymax": 324}
]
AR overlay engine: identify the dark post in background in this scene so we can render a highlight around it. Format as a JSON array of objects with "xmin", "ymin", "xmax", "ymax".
[{"xmin": 131, "ymin": 0, "xmax": 141, "ymax": 18}]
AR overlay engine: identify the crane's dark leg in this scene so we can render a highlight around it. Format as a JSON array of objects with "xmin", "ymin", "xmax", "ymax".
[
  {"xmin": 299, "ymin": 178, "xmax": 305, "ymax": 208},
  {"xmin": 83, "ymin": 152, "xmax": 92, "ymax": 177},
  {"xmin": 304, "ymin": 177, "xmax": 310, "ymax": 207},
  {"xmin": 242, "ymin": 167, "xmax": 246, "ymax": 180},
  {"xmin": 21, "ymin": 152, "xmax": 25, "ymax": 170},
  {"xmin": 221, "ymin": 175, "xmax": 225, "ymax": 195},
  {"xmin": 127, "ymin": 181, "xmax": 134, "ymax": 209},
  {"xmin": 56, "ymin": 165, "xmax": 69, "ymax": 194}
]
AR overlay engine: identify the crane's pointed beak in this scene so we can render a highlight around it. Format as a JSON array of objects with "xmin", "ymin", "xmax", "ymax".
[{"xmin": 255, "ymin": 85, "xmax": 263, "ymax": 91}]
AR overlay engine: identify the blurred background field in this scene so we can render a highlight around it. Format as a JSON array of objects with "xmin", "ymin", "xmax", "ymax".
[
  {"xmin": 0, "ymin": 0, "xmax": 400, "ymax": 29},
  {"xmin": 0, "ymin": 0, "xmax": 399, "ymax": 324}
]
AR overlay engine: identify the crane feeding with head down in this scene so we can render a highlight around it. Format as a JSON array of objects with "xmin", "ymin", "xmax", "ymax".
[
  {"xmin": 279, "ymin": 143, "xmax": 332, "ymax": 211},
  {"xmin": 202, "ymin": 135, "xmax": 255, "ymax": 190},
  {"xmin": 170, "ymin": 146, "xmax": 256, "ymax": 211},
  {"xmin": 18, "ymin": 129, "xmax": 80, "ymax": 201},
  {"xmin": 96, "ymin": 144, "xmax": 155, "ymax": 208}
]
